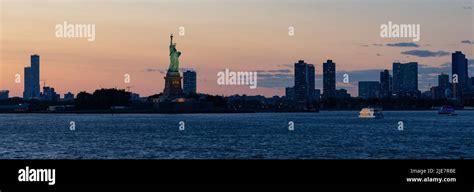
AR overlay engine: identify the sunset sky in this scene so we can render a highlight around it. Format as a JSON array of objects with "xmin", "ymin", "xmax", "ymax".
[{"xmin": 1, "ymin": 0, "xmax": 473, "ymax": 97}]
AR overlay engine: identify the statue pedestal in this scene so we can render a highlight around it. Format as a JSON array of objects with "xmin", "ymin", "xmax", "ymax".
[{"xmin": 162, "ymin": 72, "xmax": 183, "ymax": 100}]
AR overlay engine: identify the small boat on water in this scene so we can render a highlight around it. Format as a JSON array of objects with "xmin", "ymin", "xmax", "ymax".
[
  {"xmin": 438, "ymin": 105, "xmax": 457, "ymax": 116},
  {"xmin": 359, "ymin": 107, "xmax": 383, "ymax": 119}
]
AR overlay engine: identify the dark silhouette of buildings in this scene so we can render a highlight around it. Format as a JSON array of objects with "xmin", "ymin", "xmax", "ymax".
[
  {"xmin": 358, "ymin": 81, "xmax": 380, "ymax": 99},
  {"xmin": 0, "ymin": 90, "xmax": 9, "ymax": 100},
  {"xmin": 64, "ymin": 92, "xmax": 75, "ymax": 101},
  {"xmin": 392, "ymin": 62, "xmax": 419, "ymax": 97},
  {"xmin": 452, "ymin": 51, "xmax": 469, "ymax": 98},
  {"xmin": 323, "ymin": 60, "xmax": 336, "ymax": 98},
  {"xmin": 284, "ymin": 60, "xmax": 318, "ymax": 111},
  {"xmin": 23, "ymin": 54, "xmax": 41, "ymax": 100},
  {"xmin": 41, "ymin": 86, "xmax": 60, "ymax": 101},
  {"xmin": 314, "ymin": 89, "xmax": 321, "ymax": 101},
  {"xmin": 438, "ymin": 73, "xmax": 450, "ymax": 90},
  {"xmin": 470, "ymin": 77, "xmax": 474, "ymax": 90},
  {"xmin": 285, "ymin": 87, "xmax": 295, "ymax": 100},
  {"xmin": 430, "ymin": 73, "xmax": 452, "ymax": 100},
  {"xmin": 183, "ymin": 70, "xmax": 197, "ymax": 95},
  {"xmin": 335, "ymin": 89, "xmax": 350, "ymax": 99},
  {"xmin": 380, "ymin": 69, "xmax": 391, "ymax": 98},
  {"xmin": 294, "ymin": 60, "xmax": 315, "ymax": 103}
]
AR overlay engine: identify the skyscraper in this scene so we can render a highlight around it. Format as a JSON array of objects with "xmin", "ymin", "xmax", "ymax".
[
  {"xmin": 452, "ymin": 51, "xmax": 468, "ymax": 98},
  {"xmin": 183, "ymin": 70, "xmax": 197, "ymax": 95},
  {"xmin": 431, "ymin": 73, "xmax": 451, "ymax": 99},
  {"xmin": 358, "ymin": 81, "xmax": 380, "ymax": 99},
  {"xmin": 438, "ymin": 73, "xmax": 450, "ymax": 90},
  {"xmin": 314, "ymin": 89, "xmax": 321, "ymax": 101},
  {"xmin": 294, "ymin": 60, "xmax": 315, "ymax": 103},
  {"xmin": 323, "ymin": 60, "xmax": 336, "ymax": 98},
  {"xmin": 392, "ymin": 62, "xmax": 418, "ymax": 97},
  {"xmin": 380, "ymin": 70, "xmax": 391, "ymax": 98},
  {"xmin": 470, "ymin": 77, "xmax": 474, "ymax": 90},
  {"xmin": 285, "ymin": 87, "xmax": 295, "ymax": 101},
  {"xmin": 23, "ymin": 54, "xmax": 41, "ymax": 100}
]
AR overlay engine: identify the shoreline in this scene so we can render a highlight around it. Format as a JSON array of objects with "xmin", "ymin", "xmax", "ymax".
[{"xmin": 1, "ymin": 109, "xmax": 473, "ymax": 114}]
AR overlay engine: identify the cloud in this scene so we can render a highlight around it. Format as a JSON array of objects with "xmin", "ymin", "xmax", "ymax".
[
  {"xmin": 256, "ymin": 69, "xmax": 291, "ymax": 73},
  {"xmin": 258, "ymin": 73, "xmax": 293, "ymax": 88},
  {"xmin": 440, "ymin": 60, "xmax": 474, "ymax": 67},
  {"xmin": 400, "ymin": 50, "xmax": 450, "ymax": 57},
  {"xmin": 257, "ymin": 68, "xmax": 293, "ymax": 88},
  {"xmin": 144, "ymin": 68, "xmax": 165, "ymax": 74},
  {"xmin": 143, "ymin": 67, "xmax": 195, "ymax": 74},
  {"xmin": 386, "ymin": 42, "xmax": 420, "ymax": 47},
  {"xmin": 461, "ymin": 40, "xmax": 474, "ymax": 44},
  {"xmin": 359, "ymin": 43, "xmax": 384, "ymax": 47},
  {"xmin": 258, "ymin": 73, "xmax": 292, "ymax": 78},
  {"xmin": 440, "ymin": 62, "xmax": 450, "ymax": 67},
  {"xmin": 276, "ymin": 64, "xmax": 294, "ymax": 68},
  {"xmin": 418, "ymin": 65, "xmax": 450, "ymax": 75}
]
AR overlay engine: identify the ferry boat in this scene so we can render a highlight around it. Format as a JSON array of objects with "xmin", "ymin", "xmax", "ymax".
[
  {"xmin": 438, "ymin": 105, "xmax": 457, "ymax": 116},
  {"xmin": 359, "ymin": 107, "xmax": 384, "ymax": 119}
]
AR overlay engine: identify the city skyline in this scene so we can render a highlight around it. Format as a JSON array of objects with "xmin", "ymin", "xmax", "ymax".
[
  {"xmin": 1, "ymin": 0, "xmax": 473, "ymax": 97},
  {"xmin": 1, "ymin": 50, "xmax": 472, "ymax": 101}
]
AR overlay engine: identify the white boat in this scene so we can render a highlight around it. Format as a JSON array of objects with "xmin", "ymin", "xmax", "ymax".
[{"xmin": 359, "ymin": 107, "xmax": 383, "ymax": 119}]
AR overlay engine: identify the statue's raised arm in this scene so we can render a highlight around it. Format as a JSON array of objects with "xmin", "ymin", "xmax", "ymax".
[{"xmin": 170, "ymin": 34, "xmax": 173, "ymax": 46}]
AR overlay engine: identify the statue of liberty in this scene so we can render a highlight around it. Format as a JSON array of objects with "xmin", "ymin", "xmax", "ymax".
[{"xmin": 168, "ymin": 34, "xmax": 181, "ymax": 73}]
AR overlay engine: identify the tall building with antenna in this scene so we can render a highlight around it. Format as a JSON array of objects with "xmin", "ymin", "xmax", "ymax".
[{"xmin": 23, "ymin": 54, "xmax": 41, "ymax": 100}]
